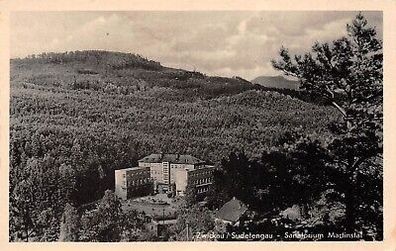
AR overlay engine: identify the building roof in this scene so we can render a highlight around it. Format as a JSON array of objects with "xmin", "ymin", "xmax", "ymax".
[
  {"xmin": 138, "ymin": 153, "xmax": 204, "ymax": 164},
  {"xmin": 216, "ymin": 197, "xmax": 248, "ymax": 222},
  {"xmin": 115, "ymin": 166, "xmax": 148, "ymax": 172}
]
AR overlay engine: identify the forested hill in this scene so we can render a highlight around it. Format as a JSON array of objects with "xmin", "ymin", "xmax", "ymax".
[
  {"xmin": 10, "ymin": 50, "xmax": 339, "ymax": 216},
  {"xmin": 11, "ymin": 50, "xmax": 258, "ymax": 100}
]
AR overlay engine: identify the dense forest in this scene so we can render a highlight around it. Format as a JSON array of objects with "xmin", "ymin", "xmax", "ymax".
[{"xmin": 9, "ymin": 50, "xmax": 340, "ymax": 241}]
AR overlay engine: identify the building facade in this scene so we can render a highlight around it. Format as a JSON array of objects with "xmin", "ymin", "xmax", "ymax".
[
  {"xmin": 174, "ymin": 165, "xmax": 215, "ymax": 196},
  {"xmin": 114, "ymin": 166, "xmax": 153, "ymax": 200},
  {"xmin": 188, "ymin": 166, "xmax": 214, "ymax": 196}
]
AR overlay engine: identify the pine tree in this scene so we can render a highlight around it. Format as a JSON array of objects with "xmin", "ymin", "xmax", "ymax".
[
  {"xmin": 59, "ymin": 203, "xmax": 79, "ymax": 241},
  {"xmin": 40, "ymin": 214, "xmax": 59, "ymax": 241},
  {"xmin": 10, "ymin": 179, "xmax": 36, "ymax": 241},
  {"xmin": 79, "ymin": 190, "xmax": 123, "ymax": 242},
  {"xmin": 185, "ymin": 182, "xmax": 197, "ymax": 207},
  {"xmin": 59, "ymin": 163, "xmax": 77, "ymax": 204},
  {"xmin": 272, "ymin": 13, "xmax": 383, "ymax": 238}
]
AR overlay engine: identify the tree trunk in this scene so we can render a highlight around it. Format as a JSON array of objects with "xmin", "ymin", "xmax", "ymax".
[
  {"xmin": 23, "ymin": 206, "xmax": 29, "ymax": 242},
  {"xmin": 331, "ymin": 101, "xmax": 347, "ymax": 118},
  {"xmin": 344, "ymin": 175, "xmax": 356, "ymax": 232}
]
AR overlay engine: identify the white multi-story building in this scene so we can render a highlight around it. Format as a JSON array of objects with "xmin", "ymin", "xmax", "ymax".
[{"xmin": 138, "ymin": 153, "xmax": 213, "ymax": 196}]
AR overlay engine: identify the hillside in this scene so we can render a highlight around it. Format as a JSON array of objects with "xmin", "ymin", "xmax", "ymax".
[
  {"xmin": 11, "ymin": 50, "xmax": 258, "ymax": 101},
  {"xmin": 9, "ymin": 51, "xmax": 340, "ymax": 240},
  {"xmin": 251, "ymin": 75, "xmax": 299, "ymax": 90}
]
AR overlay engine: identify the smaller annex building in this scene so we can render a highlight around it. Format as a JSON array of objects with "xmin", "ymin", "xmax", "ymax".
[
  {"xmin": 215, "ymin": 197, "xmax": 248, "ymax": 226},
  {"xmin": 114, "ymin": 166, "xmax": 153, "ymax": 200}
]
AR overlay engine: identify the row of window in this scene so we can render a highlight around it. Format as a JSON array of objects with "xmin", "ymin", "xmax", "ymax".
[
  {"xmin": 150, "ymin": 170, "xmax": 161, "ymax": 175},
  {"xmin": 123, "ymin": 171, "xmax": 148, "ymax": 177},
  {"xmin": 170, "ymin": 164, "xmax": 189, "ymax": 169},
  {"xmin": 189, "ymin": 171, "xmax": 213, "ymax": 178},
  {"xmin": 192, "ymin": 177, "xmax": 212, "ymax": 185},
  {"xmin": 197, "ymin": 187, "xmax": 209, "ymax": 193},
  {"xmin": 127, "ymin": 178, "xmax": 150, "ymax": 186}
]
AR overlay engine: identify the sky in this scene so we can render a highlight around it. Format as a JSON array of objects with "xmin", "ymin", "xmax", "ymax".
[{"xmin": 11, "ymin": 11, "xmax": 382, "ymax": 80}]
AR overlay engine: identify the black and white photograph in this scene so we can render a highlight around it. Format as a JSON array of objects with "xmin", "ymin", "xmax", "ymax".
[{"xmin": 7, "ymin": 9, "xmax": 384, "ymax": 243}]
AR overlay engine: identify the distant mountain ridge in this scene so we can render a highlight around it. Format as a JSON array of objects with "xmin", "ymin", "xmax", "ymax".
[{"xmin": 251, "ymin": 75, "xmax": 299, "ymax": 90}]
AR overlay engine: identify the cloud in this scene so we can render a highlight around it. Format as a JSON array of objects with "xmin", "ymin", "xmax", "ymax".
[{"xmin": 11, "ymin": 11, "xmax": 382, "ymax": 80}]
